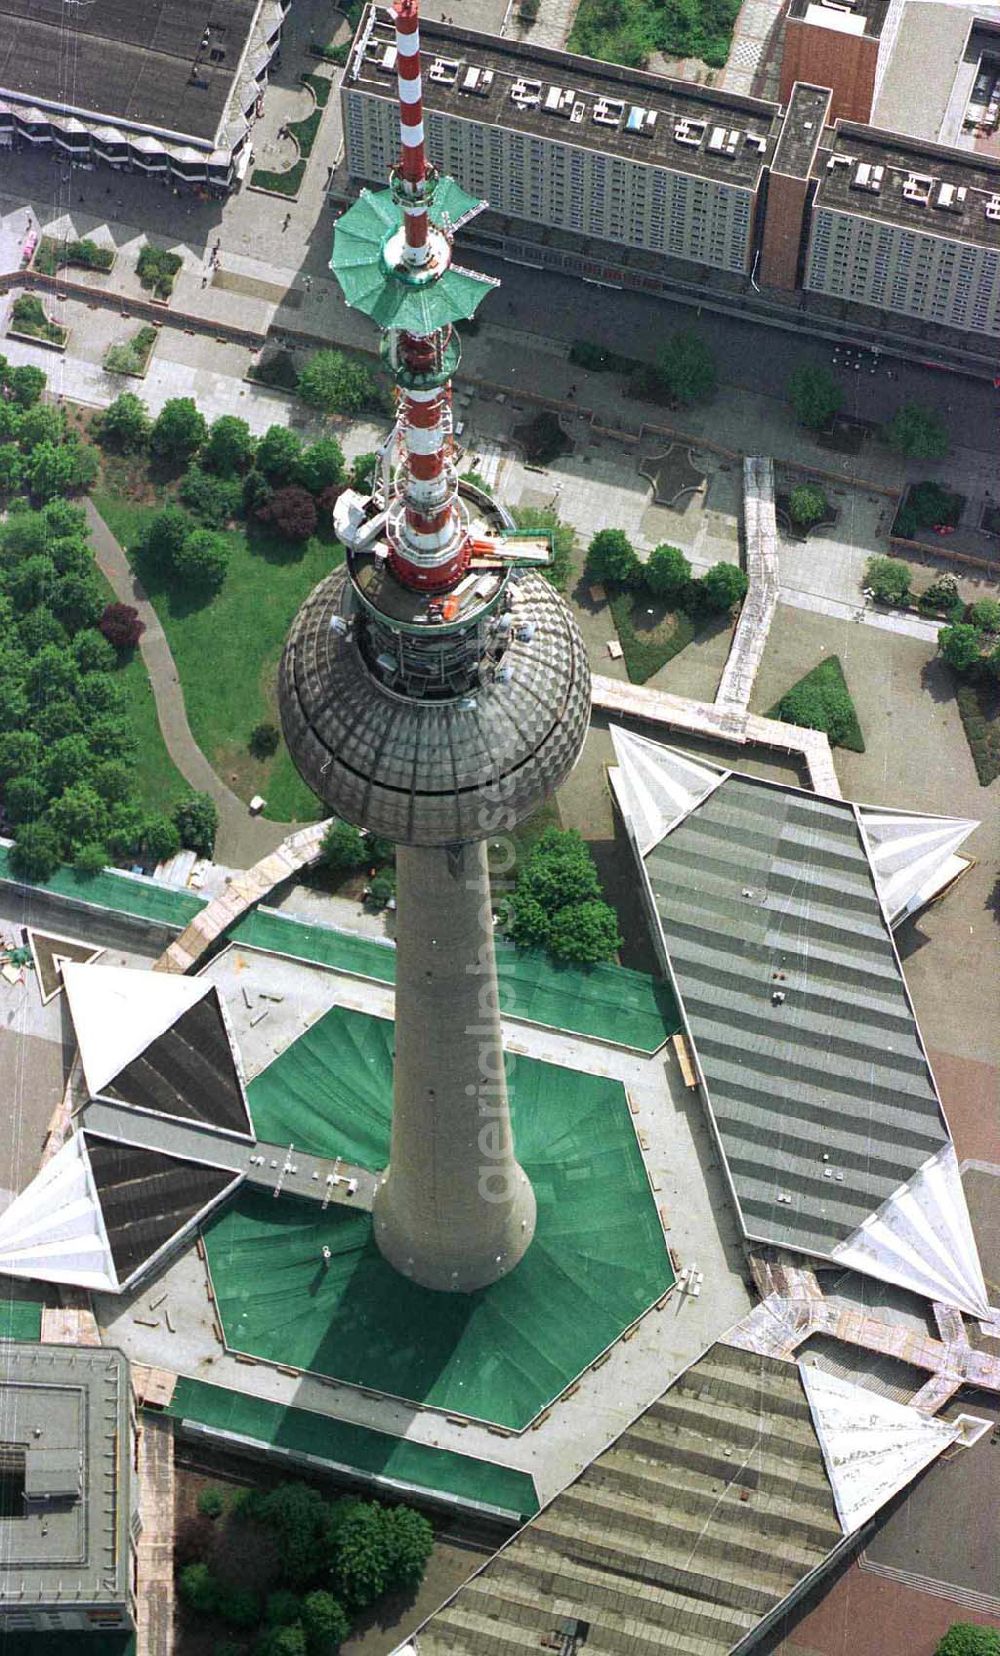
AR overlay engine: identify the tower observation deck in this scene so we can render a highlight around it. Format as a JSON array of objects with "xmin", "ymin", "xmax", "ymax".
[{"xmin": 280, "ymin": 0, "xmax": 590, "ymax": 1292}]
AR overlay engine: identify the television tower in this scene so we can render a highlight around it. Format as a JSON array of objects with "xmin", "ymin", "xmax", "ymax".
[{"xmin": 280, "ymin": 0, "xmax": 589, "ymax": 1292}]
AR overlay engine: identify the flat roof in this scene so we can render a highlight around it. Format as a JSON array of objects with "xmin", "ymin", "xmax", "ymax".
[
  {"xmin": 872, "ymin": 2, "xmax": 973, "ymax": 144},
  {"xmin": 789, "ymin": 0, "xmax": 889, "ymax": 37},
  {"xmin": 0, "ymin": 1345, "xmax": 131, "ymax": 1607},
  {"xmin": 812, "ymin": 122, "xmax": 1000, "ymax": 248},
  {"xmin": 349, "ymin": 5, "xmax": 779, "ymax": 188},
  {"xmin": 0, "ymin": 0, "xmax": 259, "ymax": 146},
  {"xmin": 642, "ymin": 774, "xmax": 949, "ymax": 1259},
  {"xmin": 772, "ymin": 83, "xmax": 832, "ymax": 177}
]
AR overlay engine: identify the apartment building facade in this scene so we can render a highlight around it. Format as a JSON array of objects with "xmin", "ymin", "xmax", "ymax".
[{"xmin": 340, "ymin": 6, "xmax": 1000, "ymax": 349}]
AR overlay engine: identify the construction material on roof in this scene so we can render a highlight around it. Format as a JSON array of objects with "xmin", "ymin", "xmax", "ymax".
[
  {"xmin": 208, "ymin": 1024, "xmax": 671, "ymax": 1429},
  {"xmin": 166, "ymin": 1377, "xmax": 538, "ymax": 1518}
]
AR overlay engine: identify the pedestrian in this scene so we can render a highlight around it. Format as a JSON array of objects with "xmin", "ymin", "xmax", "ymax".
[{"xmin": 304, "ymin": 274, "xmax": 312, "ymax": 292}]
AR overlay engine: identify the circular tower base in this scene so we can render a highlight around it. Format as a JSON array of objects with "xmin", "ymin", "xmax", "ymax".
[{"xmin": 373, "ymin": 1166, "xmax": 537, "ymax": 1293}]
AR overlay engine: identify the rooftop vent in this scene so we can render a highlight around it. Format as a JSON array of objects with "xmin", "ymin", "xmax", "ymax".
[
  {"xmin": 934, "ymin": 180, "xmax": 967, "ymax": 212},
  {"xmin": 744, "ymin": 131, "xmax": 768, "ymax": 152},
  {"xmin": 901, "ymin": 170, "xmax": 934, "ymax": 202},
  {"xmin": 673, "ymin": 116, "xmax": 706, "ymax": 147},
  {"xmin": 570, "ymin": 100, "xmax": 586, "ymax": 123},
  {"xmin": 510, "ymin": 76, "xmax": 542, "ymax": 108},
  {"xmin": 543, "ymin": 84, "xmax": 576, "ymax": 117},
  {"xmin": 850, "ymin": 160, "xmax": 883, "ymax": 192},
  {"xmin": 707, "ymin": 126, "xmax": 741, "ymax": 155},
  {"xmin": 986, "ymin": 194, "xmax": 1000, "ymax": 221},
  {"xmin": 376, "ymin": 44, "xmax": 397, "ymax": 73},
  {"xmin": 459, "ymin": 65, "xmax": 494, "ymax": 95},
  {"xmin": 593, "ymin": 97, "xmax": 625, "ymax": 126},
  {"xmin": 627, "ymin": 105, "xmax": 658, "ymax": 136},
  {"xmin": 826, "ymin": 152, "xmax": 854, "ymax": 169},
  {"xmin": 428, "ymin": 57, "xmax": 460, "ymax": 85}
]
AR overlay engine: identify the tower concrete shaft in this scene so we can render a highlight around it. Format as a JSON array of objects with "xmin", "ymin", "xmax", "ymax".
[{"xmin": 373, "ymin": 842, "xmax": 536, "ymax": 1291}]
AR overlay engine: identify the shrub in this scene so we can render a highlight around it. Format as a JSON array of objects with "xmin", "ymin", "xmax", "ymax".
[
  {"xmin": 917, "ymin": 574, "xmax": 961, "ymax": 615},
  {"xmin": 256, "ymin": 1626, "xmax": 307, "ymax": 1656},
  {"xmin": 383, "ymin": 1506, "xmax": 433, "ymax": 1592},
  {"xmin": 458, "ymin": 469, "xmax": 493, "ymax": 496},
  {"xmin": 894, "ymin": 478, "xmax": 963, "ymax": 538},
  {"xmin": 143, "ymin": 814, "xmax": 182, "ymax": 863},
  {"xmin": 173, "ymin": 528, "xmax": 230, "ymax": 594},
  {"xmin": 136, "ymin": 245, "xmax": 182, "ymax": 298},
  {"xmin": 320, "ymin": 820, "xmax": 367, "ymax": 872},
  {"xmin": 935, "ymin": 1627, "xmax": 1000, "ymax": 1656},
  {"xmin": 302, "ymin": 1590, "xmax": 350, "ymax": 1651},
  {"xmin": 99, "ymin": 601, "xmax": 145, "ymax": 651},
  {"xmin": 266, "ymin": 1590, "xmax": 304, "ymax": 1627},
  {"xmin": 294, "ymin": 437, "xmax": 345, "ymax": 495},
  {"xmin": 886, "ymin": 402, "xmax": 949, "ymax": 460},
  {"xmin": 73, "ymin": 841, "xmax": 108, "ymax": 877},
  {"xmin": 297, "ymin": 350, "xmax": 380, "ymax": 416},
  {"xmin": 250, "ymin": 721, "xmax": 281, "ymax": 758},
  {"xmin": 203, "ymin": 415, "xmax": 256, "ymax": 476},
  {"xmin": 257, "ymin": 426, "xmax": 303, "ymax": 485},
  {"xmin": 216, "ymin": 1584, "xmax": 260, "ymax": 1629},
  {"xmin": 787, "ymin": 483, "xmax": 828, "ymax": 528},
  {"xmin": 969, "ymin": 598, "xmax": 1000, "ymax": 632},
  {"xmin": 585, "ymin": 528, "xmax": 641, "ymax": 586},
  {"xmin": 520, "ymin": 0, "xmax": 540, "ymax": 17},
  {"xmin": 148, "ymin": 508, "xmax": 197, "ymax": 579},
  {"xmin": 196, "ymin": 1486, "xmax": 226, "ymax": 1519},
  {"xmin": 179, "ymin": 466, "xmax": 243, "ymax": 528},
  {"xmin": 178, "ymin": 1562, "xmax": 218, "ymax": 1616},
  {"xmin": 250, "ymin": 350, "xmax": 299, "ymax": 391},
  {"xmin": 367, "ymin": 871, "xmax": 396, "ymax": 908},
  {"xmin": 104, "ymin": 326, "xmax": 157, "ymax": 377},
  {"xmin": 511, "ymin": 506, "xmax": 574, "ymax": 591},
  {"xmin": 10, "ymin": 823, "xmax": 61, "ymax": 882},
  {"xmin": 11, "ymin": 294, "xmax": 65, "ymax": 346},
  {"xmin": 645, "ymin": 543, "xmax": 690, "ymax": 602},
  {"xmin": 260, "ymin": 485, "xmax": 318, "ymax": 542},
  {"xmin": 174, "ymin": 792, "xmax": 218, "ymax": 858},
  {"xmin": 787, "ymin": 362, "xmax": 842, "ymax": 431},
  {"xmin": 864, "ymin": 553, "xmax": 911, "ymax": 605},
  {"xmin": 98, "ymin": 392, "xmax": 151, "ymax": 452},
  {"xmin": 330, "ymin": 1502, "xmax": 391, "ymax": 1611},
  {"xmin": 150, "ymin": 397, "xmax": 207, "ymax": 461},
  {"xmin": 7, "ymin": 364, "xmax": 46, "ymax": 407},
  {"xmin": 939, "ymin": 623, "xmax": 984, "ymax": 674},
  {"xmin": 349, "ymin": 451, "xmax": 378, "ymax": 492}
]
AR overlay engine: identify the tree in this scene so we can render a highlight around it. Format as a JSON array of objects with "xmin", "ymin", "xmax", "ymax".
[
  {"xmin": 383, "ymin": 1505, "xmax": 434, "ymax": 1592},
  {"xmin": 257, "ymin": 425, "xmax": 304, "ymax": 485},
  {"xmin": 19, "ymin": 605, "xmax": 66, "ymax": 652},
  {"xmin": 294, "ymin": 437, "xmax": 346, "ymax": 495},
  {"xmin": 7, "ymin": 364, "xmax": 46, "ymax": 407},
  {"xmin": 349, "ymin": 452, "xmax": 378, "ymax": 492},
  {"xmin": 787, "ymin": 483, "xmax": 827, "ymax": 529},
  {"xmin": 256, "ymin": 1482, "xmax": 328, "ymax": 1589},
  {"xmin": 938, "ymin": 623, "xmax": 984, "ymax": 674},
  {"xmin": 511, "ymin": 506, "xmax": 574, "ymax": 591},
  {"xmin": 5, "ymin": 771, "xmax": 50, "ymax": 824},
  {"xmin": 260, "ymin": 485, "xmax": 318, "ymax": 542},
  {"xmin": 142, "ymin": 813, "xmax": 181, "ymax": 862},
  {"xmin": 864, "ymin": 554, "xmax": 911, "ymax": 605},
  {"xmin": 257, "ymin": 1626, "xmax": 308, "ymax": 1656},
  {"xmin": 48, "ymin": 783, "xmax": 108, "ymax": 854},
  {"xmin": 26, "ymin": 643, "xmax": 80, "ymax": 703},
  {"xmin": 25, "ymin": 441, "xmax": 76, "ymax": 503},
  {"xmin": 695, "ymin": 562, "xmax": 748, "ymax": 613},
  {"xmin": 145, "ymin": 506, "xmax": 192, "ymax": 575},
  {"xmin": 73, "ymin": 841, "xmax": 108, "ymax": 876},
  {"xmin": 216, "ymin": 1585, "xmax": 260, "ymax": 1629},
  {"xmin": 654, "ymin": 330, "xmax": 716, "ymax": 405},
  {"xmin": 72, "ymin": 628, "xmax": 116, "ymax": 674},
  {"xmin": 91, "ymin": 759, "xmax": 132, "ymax": 805},
  {"xmin": 44, "ymin": 734, "xmax": 93, "ymax": 796},
  {"xmin": 250, "ymin": 721, "xmax": 281, "ymax": 758},
  {"xmin": 320, "ymin": 820, "xmax": 368, "ymax": 872},
  {"xmin": 50, "ymin": 570, "xmax": 103, "ymax": 632},
  {"xmin": 174, "ymin": 793, "xmax": 218, "ymax": 858},
  {"xmin": 99, "ymin": 602, "xmax": 145, "ymax": 651},
  {"xmin": 202, "ymin": 414, "xmax": 255, "ymax": 475},
  {"xmin": 969, "ymin": 598, "xmax": 1000, "ymax": 632},
  {"xmin": 302, "ymin": 1590, "xmax": 350, "ymax": 1653},
  {"xmin": 518, "ymin": 828, "xmax": 601, "ymax": 912},
  {"xmin": 10, "ymin": 822, "xmax": 61, "ymax": 882},
  {"xmin": 150, "ymin": 397, "xmax": 207, "ymax": 461},
  {"xmin": 179, "ymin": 466, "xmax": 243, "ymax": 528},
  {"xmin": 173, "ymin": 528, "xmax": 230, "ymax": 594},
  {"xmin": 298, "ymin": 350, "xmax": 378, "ymax": 416},
  {"xmin": 0, "ymin": 442, "xmax": 22, "ymax": 492},
  {"xmin": 459, "ymin": 469, "xmax": 493, "ymax": 496},
  {"xmin": 935, "ymin": 1628, "xmax": 1000, "ymax": 1656},
  {"xmin": 330, "ymin": 1502, "xmax": 391, "ymax": 1610},
  {"xmin": 585, "ymin": 528, "xmax": 641, "ymax": 586},
  {"xmin": 548, "ymin": 899, "xmax": 621, "ymax": 964},
  {"xmin": 367, "ymin": 870, "xmax": 396, "ymax": 908},
  {"xmin": 266, "ymin": 1591, "xmax": 304, "ymax": 1627},
  {"xmin": 645, "ymin": 543, "xmax": 691, "ymax": 602},
  {"xmin": 887, "ymin": 402, "xmax": 949, "ymax": 461},
  {"xmin": 178, "ymin": 1562, "xmax": 219, "ymax": 1616},
  {"xmin": 98, "ymin": 391, "xmax": 151, "ymax": 453},
  {"xmin": 787, "ymin": 361, "xmax": 842, "ymax": 431},
  {"xmin": 17, "ymin": 404, "xmax": 66, "ymax": 452},
  {"xmin": 0, "ymin": 730, "xmax": 41, "ymax": 785}
]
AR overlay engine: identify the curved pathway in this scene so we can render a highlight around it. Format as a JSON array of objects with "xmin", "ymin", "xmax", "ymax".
[{"xmin": 84, "ymin": 499, "xmax": 296, "ymax": 868}]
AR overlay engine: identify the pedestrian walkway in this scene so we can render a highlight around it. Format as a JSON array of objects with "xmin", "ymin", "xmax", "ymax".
[
  {"xmin": 85, "ymin": 501, "xmax": 294, "ymax": 867},
  {"xmin": 135, "ymin": 1411, "xmax": 175, "ymax": 1656},
  {"xmin": 715, "ymin": 455, "xmax": 780, "ymax": 710}
]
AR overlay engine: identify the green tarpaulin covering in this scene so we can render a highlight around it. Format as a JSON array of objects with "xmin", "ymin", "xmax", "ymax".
[
  {"xmin": 167, "ymin": 1377, "xmax": 538, "ymax": 1518},
  {"xmin": 0, "ymin": 1299, "xmax": 42, "ymax": 1341},
  {"xmin": 213, "ymin": 1015, "xmax": 672, "ymax": 1430},
  {"xmin": 0, "ymin": 847, "xmax": 205, "ymax": 929},
  {"xmin": 231, "ymin": 907, "xmax": 678, "ymax": 1053}
]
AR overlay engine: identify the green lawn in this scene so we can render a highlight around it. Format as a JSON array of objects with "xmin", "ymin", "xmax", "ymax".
[
  {"xmin": 92, "ymin": 565, "xmax": 189, "ymax": 814},
  {"xmin": 92, "ymin": 489, "xmax": 337, "ymax": 823},
  {"xmin": 766, "ymin": 655, "xmax": 866, "ymax": 753},
  {"xmin": 609, "ymin": 588, "xmax": 697, "ymax": 683}
]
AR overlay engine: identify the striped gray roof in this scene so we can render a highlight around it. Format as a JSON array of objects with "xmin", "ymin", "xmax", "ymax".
[{"xmin": 643, "ymin": 775, "xmax": 948, "ymax": 1260}]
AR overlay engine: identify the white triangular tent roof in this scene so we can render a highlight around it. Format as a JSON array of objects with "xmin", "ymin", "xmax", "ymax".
[
  {"xmin": 799, "ymin": 1362, "xmax": 961, "ymax": 1533},
  {"xmin": 0, "ymin": 1135, "xmax": 117, "ymax": 1292},
  {"xmin": 608, "ymin": 727, "xmax": 727, "ymax": 854},
  {"xmin": 859, "ymin": 807, "xmax": 978, "ymax": 925},
  {"xmin": 832, "ymin": 1142, "xmax": 990, "ymax": 1318},
  {"xmin": 62, "ymin": 962, "xmax": 209, "ymax": 1098}
]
